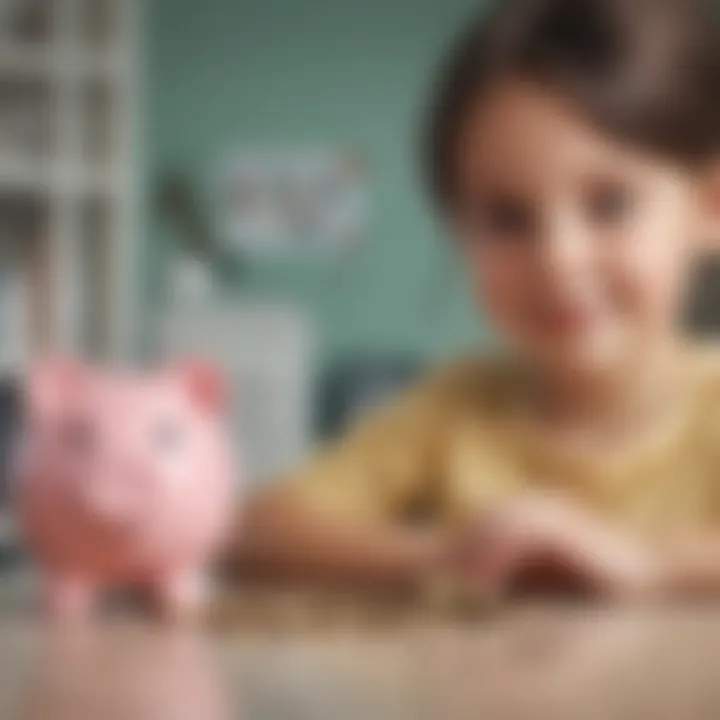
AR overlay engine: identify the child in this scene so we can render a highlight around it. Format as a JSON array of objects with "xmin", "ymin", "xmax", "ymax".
[{"xmin": 231, "ymin": 0, "xmax": 720, "ymax": 602}]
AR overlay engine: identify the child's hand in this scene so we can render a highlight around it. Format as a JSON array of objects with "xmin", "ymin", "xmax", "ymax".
[{"xmin": 450, "ymin": 494, "xmax": 663, "ymax": 602}]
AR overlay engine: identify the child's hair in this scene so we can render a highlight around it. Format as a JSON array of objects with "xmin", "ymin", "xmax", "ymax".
[{"xmin": 425, "ymin": 0, "xmax": 720, "ymax": 210}]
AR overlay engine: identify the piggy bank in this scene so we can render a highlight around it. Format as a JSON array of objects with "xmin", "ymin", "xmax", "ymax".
[{"xmin": 16, "ymin": 358, "xmax": 236, "ymax": 621}]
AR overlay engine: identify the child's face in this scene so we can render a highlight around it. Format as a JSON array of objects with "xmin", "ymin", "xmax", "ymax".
[{"xmin": 452, "ymin": 80, "xmax": 705, "ymax": 375}]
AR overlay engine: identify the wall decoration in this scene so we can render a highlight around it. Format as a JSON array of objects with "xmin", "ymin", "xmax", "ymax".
[{"xmin": 217, "ymin": 147, "xmax": 367, "ymax": 256}]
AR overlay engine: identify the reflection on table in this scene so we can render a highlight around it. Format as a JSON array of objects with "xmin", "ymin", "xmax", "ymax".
[{"xmin": 3, "ymin": 600, "xmax": 720, "ymax": 719}]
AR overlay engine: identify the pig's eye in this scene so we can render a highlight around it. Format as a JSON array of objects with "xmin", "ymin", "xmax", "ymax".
[
  {"xmin": 152, "ymin": 421, "xmax": 184, "ymax": 452},
  {"xmin": 60, "ymin": 419, "xmax": 95, "ymax": 453}
]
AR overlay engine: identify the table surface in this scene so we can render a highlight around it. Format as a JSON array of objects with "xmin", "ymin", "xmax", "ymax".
[{"xmin": 2, "ymin": 578, "xmax": 720, "ymax": 720}]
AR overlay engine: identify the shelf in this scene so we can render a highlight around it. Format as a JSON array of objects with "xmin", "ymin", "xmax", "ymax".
[
  {"xmin": 0, "ymin": 157, "xmax": 119, "ymax": 197},
  {"xmin": 54, "ymin": 166, "xmax": 120, "ymax": 196},
  {"xmin": 0, "ymin": 44, "xmax": 53, "ymax": 77},
  {"xmin": 0, "ymin": 44, "xmax": 124, "ymax": 80},
  {"xmin": 0, "ymin": 0, "xmax": 136, "ymax": 362},
  {"xmin": 0, "ymin": 158, "xmax": 52, "ymax": 193},
  {"xmin": 72, "ymin": 49, "xmax": 125, "ymax": 80}
]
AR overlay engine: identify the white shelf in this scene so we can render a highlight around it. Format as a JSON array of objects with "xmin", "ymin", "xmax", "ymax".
[
  {"xmin": 0, "ymin": 158, "xmax": 52, "ymax": 192},
  {"xmin": 63, "ymin": 48, "xmax": 126, "ymax": 80},
  {"xmin": 0, "ymin": 44, "xmax": 124, "ymax": 81},
  {"xmin": 0, "ymin": 44, "xmax": 53, "ymax": 77},
  {"xmin": 0, "ymin": 157, "xmax": 120, "ymax": 197},
  {"xmin": 0, "ymin": 0, "xmax": 138, "ymax": 361}
]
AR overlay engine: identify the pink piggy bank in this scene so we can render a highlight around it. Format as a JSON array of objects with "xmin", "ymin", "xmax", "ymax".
[{"xmin": 16, "ymin": 358, "xmax": 236, "ymax": 621}]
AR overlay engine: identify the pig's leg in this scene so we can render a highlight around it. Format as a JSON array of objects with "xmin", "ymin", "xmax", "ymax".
[
  {"xmin": 43, "ymin": 574, "xmax": 97, "ymax": 622},
  {"xmin": 153, "ymin": 568, "xmax": 208, "ymax": 622}
]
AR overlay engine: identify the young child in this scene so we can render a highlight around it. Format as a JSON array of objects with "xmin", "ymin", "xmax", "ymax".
[{"xmin": 231, "ymin": 0, "xmax": 720, "ymax": 603}]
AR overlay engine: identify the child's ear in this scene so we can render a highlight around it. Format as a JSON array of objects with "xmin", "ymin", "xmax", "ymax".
[
  {"xmin": 696, "ymin": 161, "xmax": 720, "ymax": 250},
  {"xmin": 171, "ymin": 359, "xmax": 226, "ymax": 413},
  {"xmin": 27, "ymin": 357, "xmax": 88, "ymax": 418}
]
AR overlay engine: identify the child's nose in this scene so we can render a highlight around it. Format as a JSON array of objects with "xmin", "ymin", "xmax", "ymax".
[{"xmin": 537, "ymin": 209, "xmax": 591, "ymax": 284}]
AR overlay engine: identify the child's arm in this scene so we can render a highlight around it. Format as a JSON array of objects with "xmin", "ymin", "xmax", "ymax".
[
  {"xmin": 227, "ymin": 488, "xmax": 449, "ymax": 590},
  {"xmin": 227, "ymin": 488, "xmax": 660, "ymax": 601},
  {"xmin": 225, "ymin": 378, "xmax": 457, "ymax": 591},
  {"xmin": 228, "ymin": 482, "xmax": 720, "ymax": 601}
]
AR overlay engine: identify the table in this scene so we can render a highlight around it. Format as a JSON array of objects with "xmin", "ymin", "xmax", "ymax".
[{"xmin": 2, "ymin": 588, "xmax": 720, "ymax": 719}]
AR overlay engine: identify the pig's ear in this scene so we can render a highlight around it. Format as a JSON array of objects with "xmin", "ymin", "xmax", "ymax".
[
  {"xmin": 171, "ymin": 359, "xmax": 225, "ymax": 413},
  {"xmin": 26, "ymin": 357, "xmax": 88, "ymax": 418}
]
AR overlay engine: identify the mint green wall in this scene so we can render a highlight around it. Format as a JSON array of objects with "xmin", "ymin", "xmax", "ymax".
[{"xmin": 144, "ymin": 0, "xmax": 492, "ymax": 366}]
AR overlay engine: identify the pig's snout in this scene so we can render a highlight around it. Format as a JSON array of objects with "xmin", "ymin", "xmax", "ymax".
[{"xmin": 82, "ymin": 480, "xmax": 142, "ymax": 528}]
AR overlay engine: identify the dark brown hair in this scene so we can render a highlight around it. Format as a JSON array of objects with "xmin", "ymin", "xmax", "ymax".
[{"xmin": 425, "ymin": 0, "xmax": 720, "ymax": 210}]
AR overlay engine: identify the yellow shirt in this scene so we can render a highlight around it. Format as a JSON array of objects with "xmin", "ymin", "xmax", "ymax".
[{"xmin": 286, "ymin": 350, "xmax": 720, "ymax": 535}]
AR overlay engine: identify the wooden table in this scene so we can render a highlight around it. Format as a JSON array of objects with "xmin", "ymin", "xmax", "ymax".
[{"xmin": 2, "ymin": 582, "xmax": 720, "ymax": 719}]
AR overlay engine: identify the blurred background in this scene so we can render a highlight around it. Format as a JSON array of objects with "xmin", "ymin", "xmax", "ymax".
[
  {"xmin": 0, "ymin": 5, "xmax": 718, "ymax": 718},
  {"xmin": 0, "ymin": 0, "xmax": 717, "ymax": 500}
]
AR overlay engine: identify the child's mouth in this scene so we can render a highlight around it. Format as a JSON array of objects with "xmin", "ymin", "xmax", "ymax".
[{"xmin": 537, "ymin": 303, "xmax": 597, "ymax": 337}]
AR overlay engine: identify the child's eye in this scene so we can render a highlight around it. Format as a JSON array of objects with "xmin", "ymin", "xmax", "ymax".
[
  {"xmin": 475, "ymin": 196, "xmax": 536, "ymax": 240},
  {"xmin": 152, "ymin": 421, "xmax": 184, "ymax": 452},
  {"xmin": 585, "ymin": 182, "xmax": 635, "ymax": 226},
  {"xmin": 59, "ymin": 418, "xmax": 95, "ymax": 453}
]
